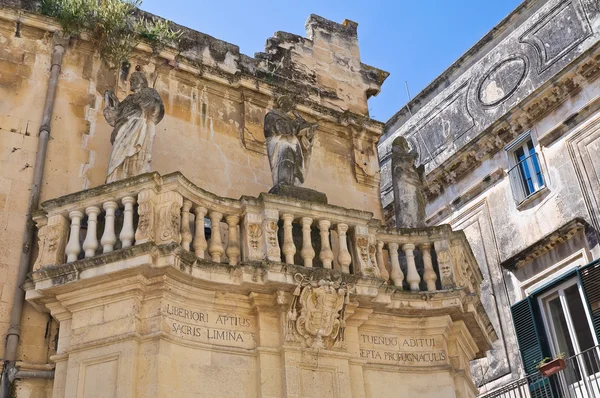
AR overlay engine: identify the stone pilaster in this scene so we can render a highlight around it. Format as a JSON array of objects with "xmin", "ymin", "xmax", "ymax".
[
  {"xmin": 241, "ymin": 210, "xmax": 265, "ymax": 262},
  {"xmin": 33, "ymin": 213, "xmax": 69, "ymax": 270},
  {"xmin": 135, "ymin": 188, "xmax": 157, "ymax": 244},
  {"xmin": 154, "ymin": 191, "xmax": 183, "ymax": 245},
  {"xmin": 263, "ymin": 209, "xmax": 281, "ymax": 262}
]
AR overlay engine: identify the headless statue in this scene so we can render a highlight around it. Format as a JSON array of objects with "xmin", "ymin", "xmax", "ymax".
[
  {"xmin": 264, "ymin": 96, "xmax": 318, "ymax": 188},
  {"xmin": 391, "ymin": 137, "xmax": 427, "ymax": 228},
  {"xmin": 103, "ymin": 68, "xmax": 164, "ymax": 183}
]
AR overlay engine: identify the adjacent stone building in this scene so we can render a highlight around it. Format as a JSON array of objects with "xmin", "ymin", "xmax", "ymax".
[
  {"xmin": 381, "ymin": 0, "xmax": 600, "ymax": 395},
  {"xmin": 0, "ymin": 1, "xmax": 494, "ymax": 397}
]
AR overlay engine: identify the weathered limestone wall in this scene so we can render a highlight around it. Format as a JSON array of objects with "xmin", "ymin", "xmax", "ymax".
[
  {"xmin": 430, "ymin": 89, "xmax": 600, "ymax": 392},
  {"xmin": 380, "ymin": 0, "xmax": 600, "ymax": 392},
  {"xmin": 0, "ymin": 12, "xmax": 60, "ymax": 398},
  {"xmin": 0, "ymin": 4, "xmax": 388, "ymax": 396}
]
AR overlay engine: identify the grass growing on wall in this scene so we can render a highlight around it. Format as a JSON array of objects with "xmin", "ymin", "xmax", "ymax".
[{"xmin": 41, "ymin": 0, "xmax": 181, "ymax": 67}]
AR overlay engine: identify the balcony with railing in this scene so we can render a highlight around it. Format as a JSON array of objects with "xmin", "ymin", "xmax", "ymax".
[
  {"xmin": 479, "ymin": 345, "xmax": 600, "ymax": 398},
  {"xmin": 25, "ymin": 171, "xmax": 494, "ymax": 339}
]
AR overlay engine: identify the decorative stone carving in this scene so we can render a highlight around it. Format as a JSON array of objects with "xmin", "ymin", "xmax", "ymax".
[
  {"xmin": 434, "ymin": 240, "xmax": 455, "ymax": 289},
  {"xmin": 285, "ymin": 274, "xmax": 350, "ymax": 349},
  {"xmin": 135, "ymin": 189, "xmax": 156, "ymax": 245},
  {"xmin": 34, "ymin": 214, "xmax": 69, "ymax": 270},
  {"xmin": 263, "ymin": 210, "xmax": 281, "ymax": 262},
  {"xmin": 264, "ymin": 96, "xmax": 318, "ymax": 188},
  {"xmin": 391, "ymin": 137, "xmax": 426, "ymax": 228},
  {"xmin": 478, "ymin": 56, "xmax": 527, "ymax": 107},
  {"xmin": 409, "ymin": 83, "xmax": 474, "ymax": 165},
  {"xmin": 520, "ymin": 0, "xmax": 592, "ymax": 73},
  {"xmin": 351, "ymin": 127, "xmax": 380, "ymax": 188},
  {"xmin": 103, "ymin": 67, "xmax": 165, "ymax": 183},
  {"xmin": 451, "ymin": 239, "xmax": 478, "ymax": 294},
  {"xmin": 352, "ymin": 229, "xmax": 378, "ymax": 277},
  {"xmin": 247, "ymin": 223, "xmax": 263, "ymax": 252},
  {"xmin": 155, "ymin": 192, "xmax": 183, "ymax": 245}
]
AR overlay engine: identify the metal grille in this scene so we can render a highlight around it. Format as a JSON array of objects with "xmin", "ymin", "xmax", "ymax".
[
  {"xmin": 507, "ymin": 152, "xmax": 545, "ymax": 204},
  {"xmin": 479, "ymin": 345, "xmax": 600, "ymax": 398}
]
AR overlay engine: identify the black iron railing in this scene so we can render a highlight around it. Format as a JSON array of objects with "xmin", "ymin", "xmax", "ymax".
[
  {"xmin": 479, "ymin": 345, "xmax": 600, "ymax": 398},
  {"xmin": 507, "ymin": 152, "xmax": 545, "ymax": 204}
]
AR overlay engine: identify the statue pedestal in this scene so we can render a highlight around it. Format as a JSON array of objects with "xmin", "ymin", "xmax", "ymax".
[{"xmin": 269, "ymin": 184, "xmax": 328, "ymax": 204}]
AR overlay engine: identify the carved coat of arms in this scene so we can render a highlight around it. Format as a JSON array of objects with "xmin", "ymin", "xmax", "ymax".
[{"xmin": 286, "ymin": 274, "xmax": 350, "ymax": 349}]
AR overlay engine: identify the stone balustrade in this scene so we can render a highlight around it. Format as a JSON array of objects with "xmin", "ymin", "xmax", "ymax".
[
  {"xmin": 376, "ymin": 226, "xmax": 480, "ymax": 294},
  {"xmin": 32, "ymin": 172, "xmax": 481, "ymax": 295}
]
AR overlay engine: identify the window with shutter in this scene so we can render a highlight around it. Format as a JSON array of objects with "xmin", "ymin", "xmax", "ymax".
[
  {"xmin": 506, "ymin": 132, "xmax": 546, "ymax": 204},
  {"xmin": 578, "ymin": 261, "xmax": 600, "ymax": 342},
  {"xmin": 511, "ymin": 297, "xmax": 555, "ymax": 397}
]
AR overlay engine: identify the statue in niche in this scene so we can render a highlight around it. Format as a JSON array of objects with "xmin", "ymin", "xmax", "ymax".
[
  {"xmin": 103, "ymin": 66, "xmax": 164, "ymax": 183},
  {"xmin": 391, "ymin": 136, "xmax": 426, "ymax": 228},
  {"xmin": 264, "ymin": 96, "xmax": 318, "ymax": 188}
]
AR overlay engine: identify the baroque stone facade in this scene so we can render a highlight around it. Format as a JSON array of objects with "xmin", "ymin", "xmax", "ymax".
[
  {"xmin": 381, "ymin": 0, "xmax": 600, "ymax": 394},
  {"xmin": 0, "ymin": 1, "xmax": 495, "ymax": 398}
]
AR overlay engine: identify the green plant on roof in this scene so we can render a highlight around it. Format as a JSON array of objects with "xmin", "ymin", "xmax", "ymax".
[{"xmin": 40, "ymin": 0, "xmax": 181, "ymax": 67}]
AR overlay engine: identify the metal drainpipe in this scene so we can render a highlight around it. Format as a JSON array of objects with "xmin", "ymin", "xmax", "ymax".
[{"xmin": 0, "ymin": 34, "xmax": 67, "ymax": 398}]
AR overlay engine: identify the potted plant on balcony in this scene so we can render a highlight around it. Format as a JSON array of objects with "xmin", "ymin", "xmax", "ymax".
[{"xmin": 537, "ymin": 353, "xmax": 566, "ymax": 377}]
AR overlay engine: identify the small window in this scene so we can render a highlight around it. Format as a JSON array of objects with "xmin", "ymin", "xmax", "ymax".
[{"xmin": 507, "ymin": 133, "xmax": 545, "ymax": 204}]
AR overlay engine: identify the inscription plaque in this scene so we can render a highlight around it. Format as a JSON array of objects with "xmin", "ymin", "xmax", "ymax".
[
  {"xmin": 162, "ymin": 303, "xmax": 257, "ymax": 349},
  {"xmin": 359, "ymin": 332, "xmax": 448, "ymax": 366}
]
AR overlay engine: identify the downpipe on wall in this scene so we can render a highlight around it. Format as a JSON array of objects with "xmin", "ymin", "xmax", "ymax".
[{"xmin": 0, "ymin": 33, "xmax": 67, "ymax": 398}]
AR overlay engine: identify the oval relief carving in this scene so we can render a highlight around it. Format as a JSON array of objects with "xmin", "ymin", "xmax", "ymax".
[{"xmin": 478, "ymin": 56, "xmax": 527, "ymax": 107}]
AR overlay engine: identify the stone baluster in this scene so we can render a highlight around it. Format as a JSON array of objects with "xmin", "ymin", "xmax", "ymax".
[
  {"xmin": 282, "ymin": 214, "xmax": 296, "ymax": 265},
  {"xmin": 300, "ymin": 217, "xmax": 315, "ymax": 267},
  {"xmin": 208, "ymin": 211, "xmax": 224, "ymax": 262},
  {"xmin": 403, "ymin": 243, "xmax": 421, "ymax": 291},
  {"xmin": 101, "ymin": 201, "xmax": 118, "ymax": 253},
  {"xmin": 65, "ymin": 210, "xmax": 83, "ymax": 263},
  {"xmin": 376, "ymin": 241, "xmax": 389, "ymax": 282},
  {"xmin": 226, "ymin": 215, "xmax": 241, "ymax": 266},
  {"xmin": 318, "ymin": 220, "xmax": 334, "ymax": 269},
  {"xmin": 420, "ymin": 243, "xmax": 437, "ymax": 292},
  {"xmin": 82, "ymin": 206, "xmax": 100, "ymax": 258},
  {"xmin": 180, "ymin": 200, "xmax": 193, "ymax": 251},
  {"xmin": 337, "ymin": 223, "xmax": 352, "ymax": 273},
  {"xmin": 388, "ymin": 242, "xmax": 404, "ymax": 288},
  {"xmin": 193, "ymin": 206, "xmax": 208, "ymax": 259},
  {"xmin": 120, "ymin": 196, "xmax": 136, "ymax": 248}
]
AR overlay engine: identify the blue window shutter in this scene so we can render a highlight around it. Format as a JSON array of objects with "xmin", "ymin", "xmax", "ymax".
[{"xmin": 579, "ymin": 262, "xmax": 600, "ymax": 342}]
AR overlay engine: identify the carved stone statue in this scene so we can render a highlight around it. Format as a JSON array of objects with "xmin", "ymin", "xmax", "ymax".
[
  {"xmin": 391, "ymin": 137, "xmax": 426, "ymax": 228},
  {"xmin": 264, "ymin": 96, "xmax": 318, "ymax": 189},
  {"xmin": 103, "ymin": 68, "xmax": 164, "ymax": 183}
]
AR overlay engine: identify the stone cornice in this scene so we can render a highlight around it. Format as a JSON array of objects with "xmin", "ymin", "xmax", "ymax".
[
  {"xmin": 500, "ymin": 218, "xmax": 590, "ymax": 269},
  {"xmin": 0, "ymin": 3, "xmax": 387, "ymax": 136}
]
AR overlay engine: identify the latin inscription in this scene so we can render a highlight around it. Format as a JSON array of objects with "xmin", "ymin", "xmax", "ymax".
[
  {"xmin": 163, "ymin": 303, "xmax": 256, "ymax": 349},
  {"xmin": 359, "ymin": 333, "xmax": 448, "ymax": 366}
]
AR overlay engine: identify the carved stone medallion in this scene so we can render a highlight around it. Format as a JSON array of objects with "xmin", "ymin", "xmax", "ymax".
[{"xmin": 285, "ymin": 274, "xmax": 350, "ymax": 349}]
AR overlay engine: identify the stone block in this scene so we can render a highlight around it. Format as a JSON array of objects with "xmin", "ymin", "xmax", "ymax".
[{"xmin": 268, "ymin": 184, "xmax": 328, "ymax": 204}]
